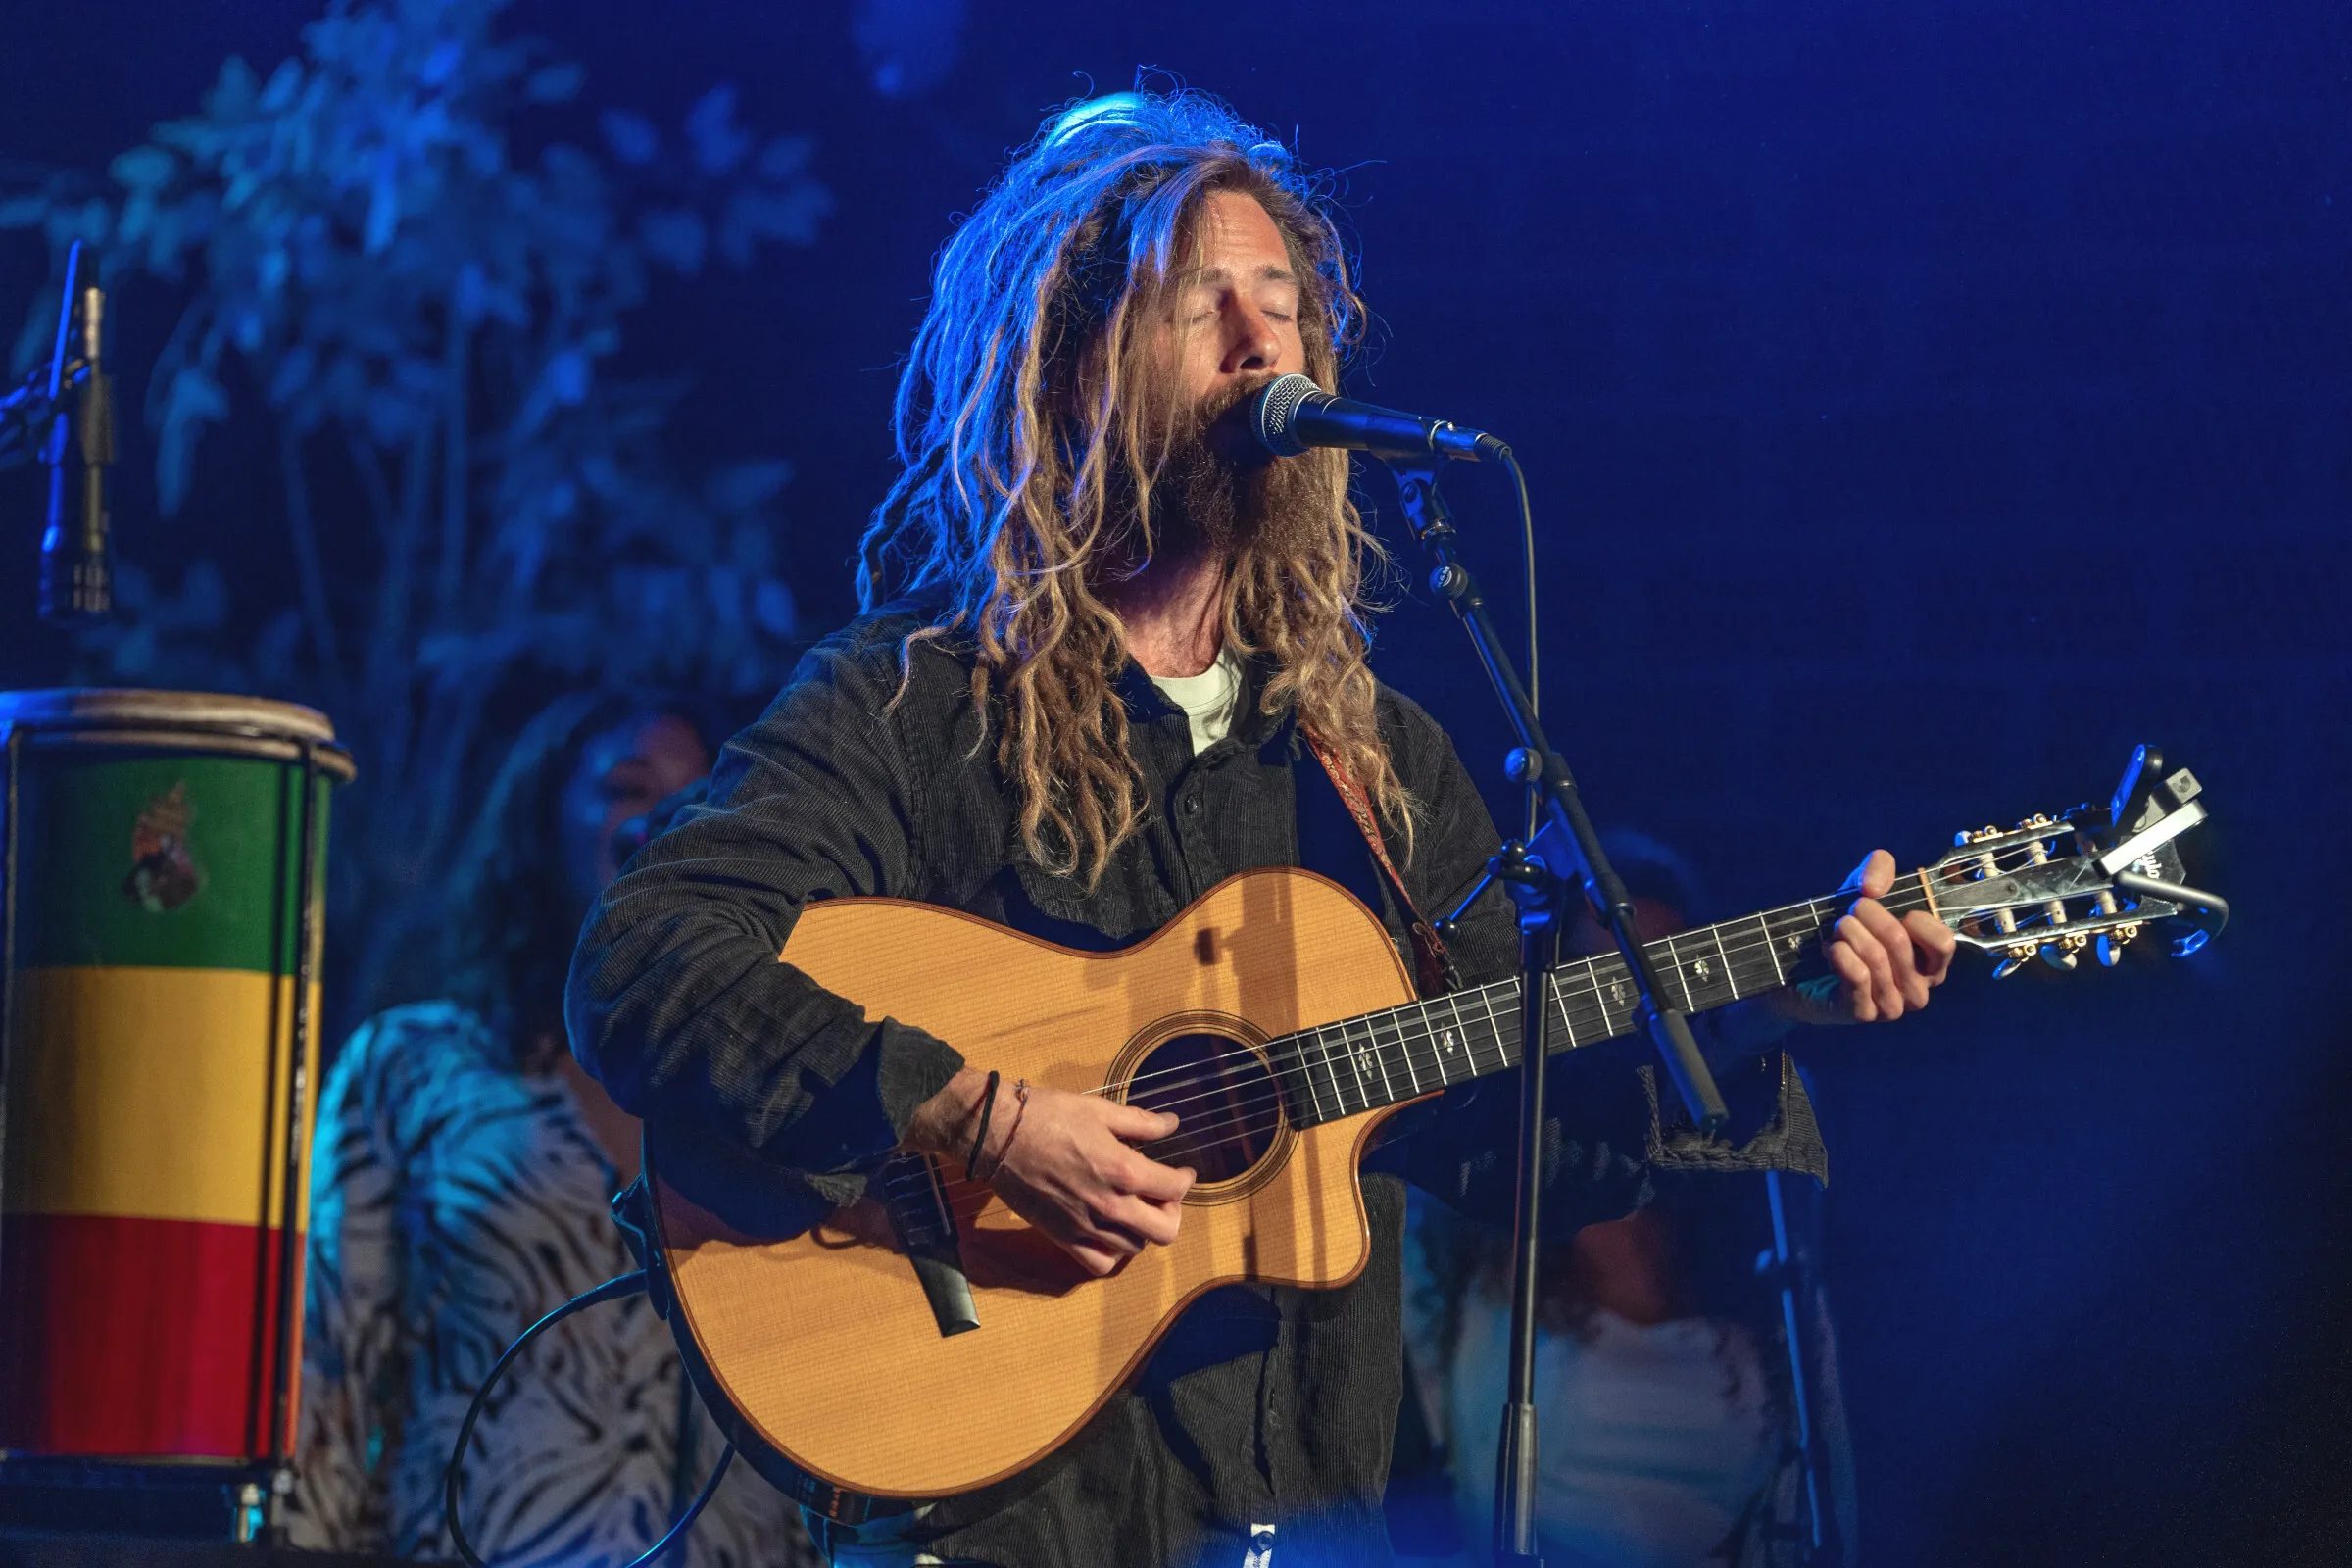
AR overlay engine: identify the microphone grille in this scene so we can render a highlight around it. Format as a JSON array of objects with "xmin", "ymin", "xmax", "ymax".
[{"xmin": 1251, "ymin": 374, "xmax": 1323, "ymax": 458}]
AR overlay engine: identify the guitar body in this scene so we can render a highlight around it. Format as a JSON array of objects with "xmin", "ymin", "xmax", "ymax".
[{"xmin": 648, "ymin": 868, "xmax": 1421, "ymax": 1502}]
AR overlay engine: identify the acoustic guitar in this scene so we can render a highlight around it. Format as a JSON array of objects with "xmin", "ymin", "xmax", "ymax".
[{"xmin": 640, "ymin": 747, "xmax": 2218, "ymax": 1516}]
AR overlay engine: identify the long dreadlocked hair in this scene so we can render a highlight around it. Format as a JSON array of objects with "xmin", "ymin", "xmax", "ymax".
[{"xmin": 858, "ymin": 88, "xmax": 1410, "ymax": 887}]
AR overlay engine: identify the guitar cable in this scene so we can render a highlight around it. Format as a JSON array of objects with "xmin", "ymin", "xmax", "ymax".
[{"xmin": 443, "ymin": 1268, "xmax": 738, "ymax": 1568}]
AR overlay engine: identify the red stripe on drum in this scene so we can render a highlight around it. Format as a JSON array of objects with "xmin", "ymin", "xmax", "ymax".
[{"xmin": 0, "ymin": 1212, "xmax": 303, "ymax": 1461}]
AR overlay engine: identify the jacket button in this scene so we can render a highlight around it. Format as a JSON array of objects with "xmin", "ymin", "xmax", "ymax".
[{"xmin": 1183, "ymin": 794, "xmax": 1202, "ymax": 815}]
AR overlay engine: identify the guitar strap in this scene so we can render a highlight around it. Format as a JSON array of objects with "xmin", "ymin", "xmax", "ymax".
[{"xmin": 1298, "ymin": 725, "xmax": 1462, "ymax": 996}]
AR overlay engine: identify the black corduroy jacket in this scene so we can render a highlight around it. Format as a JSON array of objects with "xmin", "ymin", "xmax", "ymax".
[{"xmin": 567, "ymin": 605, "xmax": 1823, "ymax": 1568}]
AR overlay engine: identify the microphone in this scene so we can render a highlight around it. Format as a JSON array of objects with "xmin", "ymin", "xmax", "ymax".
[
  {"xmin": 39, "ymin": 243, "xmax": 113, "ymax": 625},
  {"xmin": 1247, "ymin": 373, "xmax": 1508, "ymax": 464}
]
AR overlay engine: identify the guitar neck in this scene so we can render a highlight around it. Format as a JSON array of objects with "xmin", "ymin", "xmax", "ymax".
[{"xmin": 1275, "ymin": 871, "xmax": 1939, "ymax": 1128}]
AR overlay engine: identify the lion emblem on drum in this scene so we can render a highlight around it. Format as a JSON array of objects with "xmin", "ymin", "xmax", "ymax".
[{"xmin": 123, "ymin": 781, "xmax": 201, "ymax": 913}]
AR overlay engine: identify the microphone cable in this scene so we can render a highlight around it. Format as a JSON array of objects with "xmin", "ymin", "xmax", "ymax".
[
  {"xmin": 1499, "ymin": 446, "xmax": 1540, "ymax": 837},
  {"xmin": 0, "ymin": 370, "xmax": 61, "ymax": 470},
  {"xmin": 442, "ymin": 1270, "xmax": 738, "ymax": 1568}
]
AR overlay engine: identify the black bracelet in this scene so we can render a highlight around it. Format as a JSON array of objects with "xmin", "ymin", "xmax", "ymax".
[{"xmin": 964, "ymin": 1070, "xmax": 1002, "ymax": 1183}]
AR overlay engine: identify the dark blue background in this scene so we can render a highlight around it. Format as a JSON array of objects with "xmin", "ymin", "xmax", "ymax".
[{"xmin": 6, "ymin": 3, "xmax": 2347, "ymax": 1561}]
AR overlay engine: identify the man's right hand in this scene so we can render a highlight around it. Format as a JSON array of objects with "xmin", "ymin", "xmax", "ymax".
[{"xmin": 905, "ymin": 1068, "xmax": 1196, "ymax": 1277}]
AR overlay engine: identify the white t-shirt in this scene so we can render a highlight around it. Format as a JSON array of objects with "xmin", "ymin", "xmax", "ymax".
[
  {"xmin": 1150, "ymin": 647, "xmax": 1244, "ymax": 756},
  {"xmin": 1440, "ymin": 1295, "xmax": 1779, "ymax": 1568}
]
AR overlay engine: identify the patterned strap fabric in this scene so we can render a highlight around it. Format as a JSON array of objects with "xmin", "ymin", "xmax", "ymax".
[{"xmin": 1298, "ymin": 727, "xmax": 1462, "ymax": 996}]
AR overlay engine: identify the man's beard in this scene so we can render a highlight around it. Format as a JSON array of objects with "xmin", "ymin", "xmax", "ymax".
[{"xmin": 1136, "ymin": 381, "xmax": 1328, "ymax": 564}]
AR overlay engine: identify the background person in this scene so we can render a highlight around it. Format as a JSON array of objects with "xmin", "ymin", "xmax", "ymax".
[
  {"xmin": 288, "ymin": 689, "xmax": 823, "ymax": 1568},
  {"xmin": 1396, "ymin": 833, "xmax": 1855, "ymax": 1568}
]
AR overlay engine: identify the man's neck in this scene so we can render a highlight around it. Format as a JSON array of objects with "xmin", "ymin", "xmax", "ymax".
[{"xmin": 1100, "ymin": 546, "xmax": 1230, "ymax": 678}]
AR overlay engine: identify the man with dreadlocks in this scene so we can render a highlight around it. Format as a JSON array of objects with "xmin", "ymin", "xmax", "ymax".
[{"xmin": 569, "ymin": 90, "xmax": 1953, "ymax": 1568}]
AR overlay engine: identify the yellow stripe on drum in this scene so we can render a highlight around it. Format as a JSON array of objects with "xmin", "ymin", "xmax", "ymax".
[{"xmin": 5, "ymin": 965, "xmax": 319, "ymax": 1229}]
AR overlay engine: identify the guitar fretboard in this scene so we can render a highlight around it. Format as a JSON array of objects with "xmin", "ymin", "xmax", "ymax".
[{"xmin": 1270, "ymin": 876, "xmax": 1936, "ymax": 1128}]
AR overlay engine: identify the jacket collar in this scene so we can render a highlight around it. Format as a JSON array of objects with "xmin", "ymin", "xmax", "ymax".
[{"xmin": 1114, "ymin": 647, "xmax": 1293, "ymax": 755}]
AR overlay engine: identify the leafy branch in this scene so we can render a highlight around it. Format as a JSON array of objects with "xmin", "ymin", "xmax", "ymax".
[{"xmin": 3, "ymin": 0, "xmax": 830, "ymax": 1013}]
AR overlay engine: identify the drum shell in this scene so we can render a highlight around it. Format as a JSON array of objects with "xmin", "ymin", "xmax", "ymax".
[{"xmin": 0, "ymin": 692, "xmax": 349, "ymax": 1465}]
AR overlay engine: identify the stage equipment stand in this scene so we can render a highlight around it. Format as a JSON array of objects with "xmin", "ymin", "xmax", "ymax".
[
  {"xmin": 1763, "ymin": 1168, "xmax": 1832, "ymax": 1563},
  {"xmin": 1391, "ymin": 457, "xmax": 1730, "ymax": 1568}
]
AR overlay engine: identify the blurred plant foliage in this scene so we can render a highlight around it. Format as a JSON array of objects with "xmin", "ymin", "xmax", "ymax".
[{"xmin": 2, "ymin": 0, "xmax": 827, "ymax": 1004}]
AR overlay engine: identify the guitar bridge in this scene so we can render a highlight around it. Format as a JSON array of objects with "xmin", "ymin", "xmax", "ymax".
[{"xmin": 879, "ymin": 1152, "xmax": 979, "ymax": 1337}]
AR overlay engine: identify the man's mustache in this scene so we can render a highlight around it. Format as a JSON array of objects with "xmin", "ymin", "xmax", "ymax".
[{"xmin": 1198, "ymin": 375, "xmax": 1282, "ymax": 467}]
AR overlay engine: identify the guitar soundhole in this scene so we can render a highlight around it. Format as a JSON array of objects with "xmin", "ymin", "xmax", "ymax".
[{"xmin": 1126, "ymin": 1032, "xmax": 1283, "ymax": 1185}]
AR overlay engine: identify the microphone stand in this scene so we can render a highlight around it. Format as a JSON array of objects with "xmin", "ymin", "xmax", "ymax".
[{"xmin": 1388, "ymin": 457, "xmax": 1729, "ymax": 1568}]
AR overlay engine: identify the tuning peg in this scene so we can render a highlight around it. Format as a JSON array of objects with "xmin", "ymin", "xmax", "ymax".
[
  {"xmin": 2039, "ymin": 933, "xmax": 2087, "ymax": 971},
  {"xmin": 2017, "ymin": 828, "xmax": 2078, "ymax": 957},
  {"xmin": 2096, "ymin": 922, "xmax": 2143, "ymax": 967},
  {"xmin": 1992, "ymin": 943, "xmax": 2036, "ymax": 979},
  {"xmin": 1961, "ymin": 835, "xmax": 2024, "ymax": 940}
]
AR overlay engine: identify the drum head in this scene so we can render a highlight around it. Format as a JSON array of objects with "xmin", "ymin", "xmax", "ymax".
[{"xmin": 0, "ymin": 689, "xmax": 355, "ymax": 779}]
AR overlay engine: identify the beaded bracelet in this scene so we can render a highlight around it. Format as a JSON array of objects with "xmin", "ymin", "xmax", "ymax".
[{"xmin": 985, "ymin": 1078, "xmax": 1032, "ymax": 1180}]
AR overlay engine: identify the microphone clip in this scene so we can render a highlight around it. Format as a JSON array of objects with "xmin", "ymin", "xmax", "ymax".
[{"xmin": 1383, "ymin": 458, "xmax": 1455, "ymax": 550}]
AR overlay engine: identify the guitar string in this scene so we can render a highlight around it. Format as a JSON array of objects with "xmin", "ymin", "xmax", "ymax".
[
  {"xmin": 903, "ymin": 950, "xmax": 1731, "ymax": 1194},
  {"xmin": 905, "ymin": 956, "xmax": 1734, "ymax": 1213},
  {"xmin": 881, "ymin": 846, "xmax": 2068, "ymax": 1215},
  {"xmin": 913, "ymin": 991, "xmax": 1663, "ymax": 1225},
  {"xmin": 926, "ymin": 862, "xmax": 1965, "ymax": 1120},
  {"xmin": 910, "ymin": 921, "xmax": 1966, "ymax": 1223},
  {"xmin": 906, "ymin": 886, "xmax": 2110, "ymax": 1223},
  {"xmin": 883, "ymin": 847, "xmax": 2054, "ymax": 1195},
  {"xmin": 899, "ymin": 883, "xmax": 1995, "ymax": 1221},
  {"xmin": 893, "ymin": 929, "xmax": 1766, "ymax": 1210},
  {"xmin": 907, "ymin": 967, "xmax": 1863, "ymax": 1225},
  {"xmin": 893, "ymin": 917, "xmax": 1948, "ymax": 1217},
  {"xmin": 909, "ymin": 863, "xmax": 1964, "ymax": 1120}
]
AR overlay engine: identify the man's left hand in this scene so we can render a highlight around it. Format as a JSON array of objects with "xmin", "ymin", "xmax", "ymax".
[{"xmin": 1778, "ymin": 849, "xmax": 1958, "ymax": 1025}]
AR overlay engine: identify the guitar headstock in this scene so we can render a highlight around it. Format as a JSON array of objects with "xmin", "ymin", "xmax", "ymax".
[{"xmin": 1926, "ymin": 745, "xmax": 2225, "ymax": 978}]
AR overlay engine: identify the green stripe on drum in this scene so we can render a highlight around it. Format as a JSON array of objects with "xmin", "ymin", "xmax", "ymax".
[{"xmin": 15, "ymin": 753, "xmax": 330, "ymax": 974}]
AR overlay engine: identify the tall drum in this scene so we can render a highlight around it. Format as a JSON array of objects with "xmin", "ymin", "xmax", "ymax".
[{"xmin": 0, "ymin": 690, "xmax": 352, "ymax": 1532}]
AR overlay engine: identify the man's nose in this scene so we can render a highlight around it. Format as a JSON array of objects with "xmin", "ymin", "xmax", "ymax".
[{"xmin": 1222, "ymin": 304, "xmax": 1282, "ymax": 375}]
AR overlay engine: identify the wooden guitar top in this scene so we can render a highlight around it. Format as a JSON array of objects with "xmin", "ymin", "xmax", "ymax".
[{"xmin": 651, "ymin": 867, "xmax": 1418, "ymax": 1499}]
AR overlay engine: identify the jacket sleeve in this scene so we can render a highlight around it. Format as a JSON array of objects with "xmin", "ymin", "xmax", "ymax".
[{"xmin": 564, "ymin": 629, "xmax": 965, "ymax": 1210}]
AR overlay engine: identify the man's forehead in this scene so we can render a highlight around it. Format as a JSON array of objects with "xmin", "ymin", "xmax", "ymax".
[{"xmin": 1175, "ymin": 192, "xmax": 1298, "ymax": 287}]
